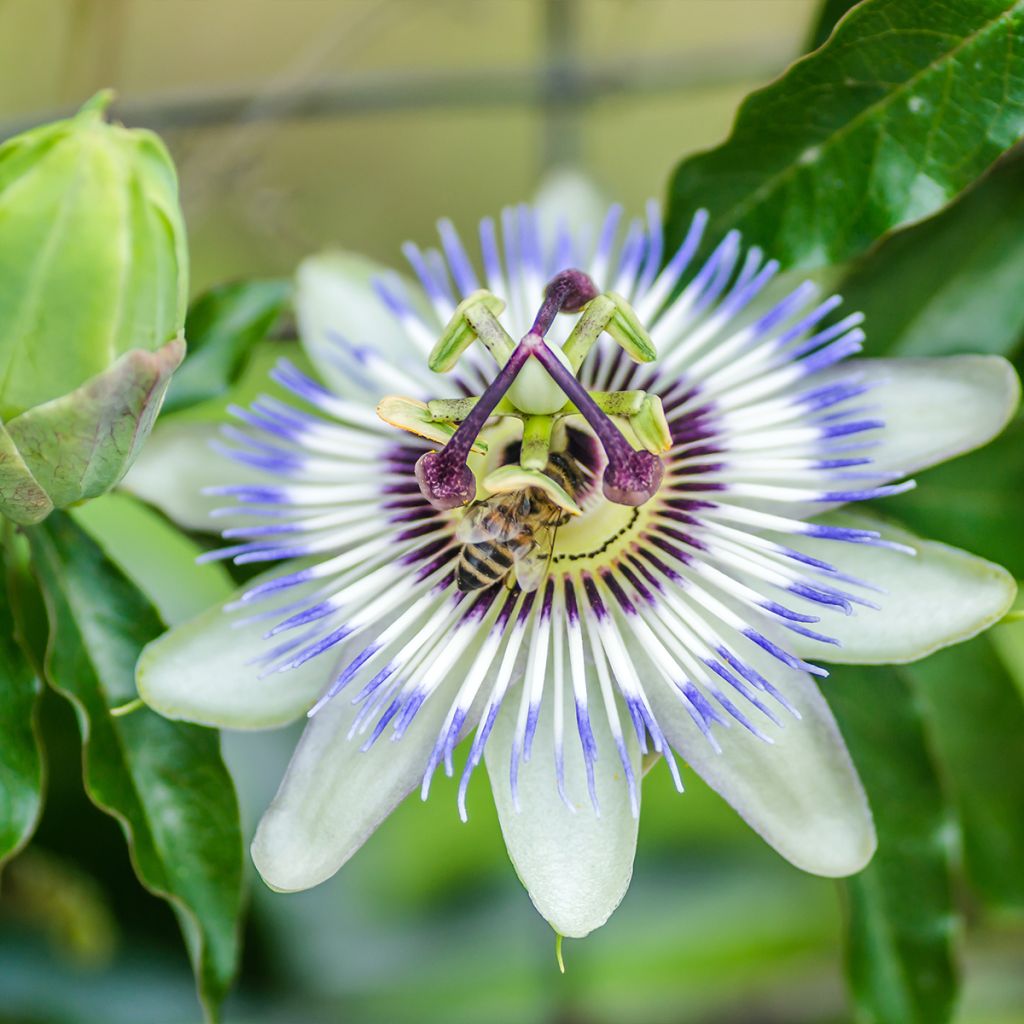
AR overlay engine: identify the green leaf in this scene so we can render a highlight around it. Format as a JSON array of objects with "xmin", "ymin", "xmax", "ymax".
[
  {"xmin": 990, "ymin": 609, "xmax": 1024, "ymax": 701},
  {"xmin": 72, "ymin": 492, "xmax": 233, "ymax": 627},
  {"xmin": 666, "ymin": 0, "xmax": 1024, "ymax": 270},
  {"xmin": 885, "ymin": 413, "xmax": 1024, "ymax": 579},
  {"xmin": 904, "ymin": 634, "xmax": 1024, "ymax": 911},
  {"xmin": 841, "ymin": 146, "xmax": 1024, "ymax": 359},
  {"xmin": 826, "ymin": 666, "xmax": 958, "ymax": 1024},
  {"xmin": 0, "ymin": 539, "xmax": 44, "ymax": 873},
  {"xmin": 163, "ymin": 279, "xmax": 291, "ymax": 414},
  {"xmin": 27, "ymin": 512, "xmax": 242, "ymax": 1021},
  {"xmin": 806, "ymin": 0, "xmax": 862, "ymax": 51}
]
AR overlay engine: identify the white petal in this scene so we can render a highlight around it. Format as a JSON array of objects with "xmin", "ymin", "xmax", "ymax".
[
  {"xmin": 251, "ymin": 686, "xmax": 452, "ymax": 891},
  {"xmin": 485, "ymin": 686, "xmax": 640, "ymax": 938},
  {"xmin": 121, "ymin": 419, "xmax": 262, "ymax": 532},
  {"xmin": 821, "ymin": 355, "xmax": 1019, "ymax": 477},
  {"xmin": 785, "ymin": 513, "xmax": 1016, "ymax": 664},
  {"xmin": 136, "ymin": 571, "xmax": 330, "ymax": 729},
  {"xmin": 295, "ymin": 251, "xmax": 427, "ymax": 401},
  {"xmin": 642, "ymin": 625, "xmax": 874, "ymax": 877},
  {"xmin": 533, "ymin": 170, "xmax": 607, "ymax": 251}
]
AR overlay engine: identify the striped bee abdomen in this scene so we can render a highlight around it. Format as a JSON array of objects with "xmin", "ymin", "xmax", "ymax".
[
  {"xmin": 454, "ymin": 449, "xmax": 587, "ymax": 593},
  {"xmin": 455, "ymin": 539, "xmax": 517, "ymax": 591}
]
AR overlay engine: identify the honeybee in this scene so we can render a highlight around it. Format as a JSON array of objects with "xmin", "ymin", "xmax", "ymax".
[{"xmin": 455, "ymin": 451, "xmax": 588, "ymax": 593}]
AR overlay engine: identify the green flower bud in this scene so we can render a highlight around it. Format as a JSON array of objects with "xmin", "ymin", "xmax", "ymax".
[{"xmin": 0, "ymin": 91, "xmax": 187, "ymax": 525}]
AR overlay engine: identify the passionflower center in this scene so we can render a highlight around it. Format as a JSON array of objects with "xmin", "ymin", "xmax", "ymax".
[{"xmin": 377, "ymin": 269, "xmax": 672, "ymax": 520}]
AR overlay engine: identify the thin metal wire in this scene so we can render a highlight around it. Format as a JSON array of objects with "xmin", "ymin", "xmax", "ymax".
[{"xmin": 0, "ymin": 38, "xmax": 795, "ymax": 142}]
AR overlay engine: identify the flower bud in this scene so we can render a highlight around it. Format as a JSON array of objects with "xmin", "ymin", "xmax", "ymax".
[{"xmin": 0, "ymin": 91, "xmax": 187, "ymax": 524}]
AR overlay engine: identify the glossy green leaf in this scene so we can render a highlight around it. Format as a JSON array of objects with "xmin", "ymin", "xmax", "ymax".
[
  {"xmin": 885, "ymin": 413, "xmax": 1024, "ymax": 579},
  {"xmin": 905, "ymin": 635, "xmax": 1024, "ymax": 911},
  {"xmin": 666, "ymin": 0, "xmax": 1024, "ymax": 270},
  {"xmin": 806, "ymin": 0, "xmax": 862, "ymax": 51},
  {"xmin": 0, "ymin": 541, "xmax": 43, "ymax": 873},
  {"xmin": 27, "ymin": 512, "xmax": 242, "ymax": 1022},
  {"xmin": 72, "ymin": 492, "xmax": 233, "ymax": 627},
  {"xmin": 842, "ymin": 146, "xmax": 1024, "ymax": 359},
  {"xmin": 826, "ymin": 666, "xmax": 958, "ymax": 1024},
  {"xmin": 163, "ymin": 279, "xmax": 291, "ymax": 414}
]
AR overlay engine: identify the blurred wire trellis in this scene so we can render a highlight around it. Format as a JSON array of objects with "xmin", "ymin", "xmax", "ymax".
[{"xmin": 0, "ymin": 0, "xmax": 804, "ymax": 291}]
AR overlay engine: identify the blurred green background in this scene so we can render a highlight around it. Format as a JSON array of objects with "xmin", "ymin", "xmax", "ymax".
[{"xmin": 1, "ymin": 2, "xmax": 1023, "ymax": 1022}]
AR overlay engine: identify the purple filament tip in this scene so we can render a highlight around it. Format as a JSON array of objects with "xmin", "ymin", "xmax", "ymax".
[
  {"xmin": 532, "ymin": 269, "xmax": 600, "ymax": 334},
  {"xmin": 412, "ymin": 337, "xmax": 533, "ymax": 508},
  {"xmin": 414, "ymin": 450, "xmax": 477, "ymax": 510},
  {"xmin": 531, "ymin": 332, "xmax": 664, "ymax": 508},
  {"xmin": 602, "ymin": 449, "xmax": 664, "ymax": 507}
]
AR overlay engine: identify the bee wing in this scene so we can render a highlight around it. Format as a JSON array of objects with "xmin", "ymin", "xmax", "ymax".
[
  {"xmin": 456, "ymin": 497, "xmax": 528, "ymax": 543},
  {"xmin": 456, "ymin": 504, "xmax": 496, "ymax": 543},
  {"xmin": 513, "ymin": 525, "xmax": 556, "ymax": 593}
]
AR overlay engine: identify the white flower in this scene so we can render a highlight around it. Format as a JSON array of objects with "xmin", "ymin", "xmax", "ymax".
[{"xmin": 131, "ymin": 181, "xmax": 1018, "ymax": 938}]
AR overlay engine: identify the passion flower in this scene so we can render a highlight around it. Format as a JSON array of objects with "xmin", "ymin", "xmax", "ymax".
[{"xmin": 133, "ymin": 188, "xmax": 1017, "ymax": 938}]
